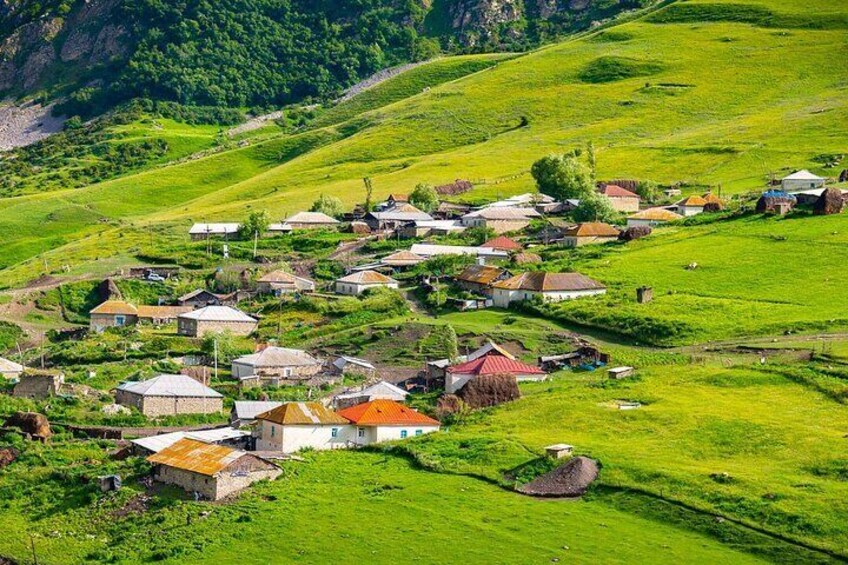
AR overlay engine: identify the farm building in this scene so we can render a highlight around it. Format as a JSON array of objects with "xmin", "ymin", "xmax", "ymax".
[
  {"xmin": 13, "ymin": 371, "xmax": 64, "ymax": 399},
  {"xmin": 177, "ymin": 289, "xmax": 233, "ymax": 308},
  {"xmin": 426, "ymin": 340, "xmax": 516, "ymax": 382},
  {"xmin": 364, "ymin": 204, "xmax": 433, "ymax": 231},
  {"xmin": 177, "ymin": 306, "xmax": 258, "ymax": 337},
  {"xmin": 137, "ymin": 305, "xmax": 194, "ymax": 325},
  {"xmin": 626, "ymin": 208, "xmax": 683, "ymax": 228},
  {"xmin": 0, "ymin": 357, "xmax": 24, "ymax": 380},
  {"xmin": 266, "ymin": 223, "xmax": 293, "ymax": 235},
  {"xmin": 337, "ymin": 400, "xmax": 440, "ymax": 446},
  {"xmin": 147, "ymin": 438, "xmax": 280, "ymax": 501},
  {"xmin": 757, "ymin": 190, "xmax": 797, "ymax": 215},
  {"xmin": 332, "ymin": 356, "xmax": 377, "ymax": 377},
  {"xmin": 256, "ymin": 271, "xmax": 315, "ymax": 295},
  {"xmin": 461, "ymin": 207, "xmax": 541, "ymax": 234},
  {"xmin": 561, "ymin": 222, "xmax": 620, "ymax": 247},
  {"xmin": 491, "ymin": 272, "xmax": 606, "ymax": 307},
  {"xmin": 115, "ymin": 374, "xmax": 223, "ymax": 417},
  {"xmin": 781, "ymin": 170, "xmax": 825, "ymax": 191},
  {"xmin": 454, "ymin": 265, "xmax": 511, "ymax": 296},
  {"xmin": 445, "ymin": 355, "xmax": 546, "ymax": 394},
  {"xmin": 398, "ymin": 219, "xmax": 465, "ymax": 238},
  {"xmin": 89, "ymin": 300, "xmax": 138, "ymax": 332},
  {"xmin": 282, "ymin": 211, "xmax": 340, "ymax": 230},
  {"xmin": 410, "ymin": 244, "xmax": 509, "ymax": 262},
  {"xmin": 379, "ymin": 250, "xmax": 425, "ymax": 269},
  {"xmin": 232, "ymin": 346, "xmax": 323, "ymax": 386},
  {"xmin": 790, "ymin": 187, "xmax": 848, "ymax": 206},
  {"xmin": 675, "ymin": 195, "xmax": 707, "ymax": 217},
  {"xmin": 335, "ymin": 271, "xmax": 399, "ymax": 296},
  {"xmin": 254, "ymin": 402, "xmax": 351, "ymax": 452},
  {"xmin": 375, "ymin": 194, "xmax": 409, "ymax": 211},
  {"xmin": 433, "ymin": 202, "xmax": 471, "ymax": 219},
  {"xmin": 230, "ymin": 401, "xmax": 283, "ymax": 427},
  {"xmin": 189, "ymin": 223, "xmax": 240, "ymax": 240},
  {"xmin": 334, "ymin": 381, "xmax": 409, "ymax": 409},
  {"xmin": 482, "ymin": 235, "xmax": 522, "ymax": 252},
  {"xmin": 598, "ymin": 185, "xmax": 640, "ymax": 212},
  {"xmin": 131, "ymin": 428, "xmax": 252, "ymax": 455}
]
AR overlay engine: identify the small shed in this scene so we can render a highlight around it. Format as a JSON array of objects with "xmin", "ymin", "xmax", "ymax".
[
  {"xmin": 545, "ymin": 444, "xmax": 574, "ymax": 459},
  {"xmin": 177, "ymin": 306, "xmax": 258, "ymax": 337},
  {"xmin": 13, "ymin": 371, "xmax": 64, "ymax": 399},
  {"xmin": 607, "ymin": 366, "xmax": 635, "ymax": 380}
]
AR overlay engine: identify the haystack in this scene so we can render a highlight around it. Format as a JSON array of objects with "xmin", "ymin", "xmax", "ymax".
[
  {"xmin": 756, "ymin": 190, "xmax": 796, "ymax": 214},
  {"xmin": 703, "ymin": 202, "xmax": 723, "ymax": 213},
  {"xmin": 456, "ymin": 373, "xmax": 520, "ymax": 409},
  {"xmin": 618, "ymin": 226, "xmax": 651, "ymax": 241},
  {"xmin": 0, "ymin": 447, "xmax": 18, "ymax": 469},
  {"xmin": 4, "ymin": 412, "xmax": 52, "ymax": 440},
  {"xmin": 517, "ymin": 456, "xmax": 599, "ymax": 497},
  {"xmin": 349, "ymin": 221, "xmax": 371, "ymax": 234},
  {"xmin": 436, "ymin": 394, "xmax": 465, "ymax": 418},
  {"xmin": 814, "ymin": 187, "xmax": 844, "ymax": 215},
  {"xmin": 513, "ymin": 252, "xmax": 542, "ymax": 265}
]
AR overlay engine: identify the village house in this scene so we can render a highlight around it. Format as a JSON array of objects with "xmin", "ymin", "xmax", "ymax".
[
  {"xmin": 13, "ymin": 370, "xmax": 64, "ymax": 399},
  {"xmin": 426, "ymin": 340, "xmax": 516, "ymax": 383},
  {"xmin": 433, "ymin": 201, "xmax": 471, "ymax": 219},
  {"xmin": 282, "ymin": 211, "xmax": 340, "ymax": 230},
  {"xmin": 378, "ymin": 250, "xmax": 425, "ymax": 269},
  {"xmin": 482, "ymin": 193, "xmax": 555, "ymax": 210},
  {"xmin": 256, "ymin": 271, "xmax": 316, "ymax": 295},
  {"xmin": 335, "ymin": 270, "xmax": 399, "ymax": 296},
  {"xmin": 561, "ymin": 222, "xmax": 620, "ymax": 247},
  {"xmin": 598, "ymin": 185, "xmax": 640, "ymax": 212},
  {"xmin": 333, "ymin": 381, "xmax": 409, "ymax": 409},
  {"xmin": 0, "ymin": 357, "xmax": 24, "ymax": 380},
  {"xmin": 461, "ymin": 207, "xmax": 541, "ymax": 234},
  {"xmin": 398, "ymin": 219, "xmax": 465, "ymax": 239},
  {"xmin": 375, "ymin": 194, "xmax": 409, "ymax": 211},
  {"xmin": 189, "ymin": 223, "xmax": 240, "ymax": 240},
  {"xmin": 675, "ymin": 195, "xmax": 707, "ymax": 217},
  {"xmin": 445, "ymin": 355, "xmax": 546, "ymax": 394},
  {"xmin": 231, "ymin": 401, "xmax": 283, "ymax": 427},
  {"xmin": 232, "ymin": 346, "xmax": 323, "ymax": 386},
  {"xmin": 626, "ymin": 208, "xmax": 683, "ymax": 228},
  {"xmin": 790, "ymin": 187, "xmax": 848, "ymax": 206},
  {"xmin": 454, "ymin": 264, "xmax": 511, "ymax": 296},
  {"xmin": 131, "ymin": 428, "xmax": 252, "ymax": 455},
  {"xmin": 336, "ymin": 400, "xmax": 440, "ymax": 446},
  {"xmin": 491, "ymin": 272, "xmax": 606, "ymax": 308},
  {"xmin": 482, "ymin": 235, "xmax": 522, "ymax": 252},
  {"xmin": 410, "ymin": 244, "xmax": 509, "ymax": 263},
  {"xmin": 115, "ymin": 374, "xmax": 224, "ymax": 417},
  {"xmin": 781, "ymin": 170, "xmax": 825, "ymax": 191},
  {"xmin": 177, "ymin": 306, "xmax": 258, "ymax": 337},
  {"xmin": 254, "ymin": 402, "xmax": 351, "ymax": 452},
  {"xmin": 147, "ymin": 438, "xmax": 281, "ymax": 501},
  {"xmin": 332, "ymin": 356, "xmax": 377, "ymax": 377},
  {"xmin": 177, "ymin": 289, "xmax": 233, "ymax": 308},
  {"xmin": 137, "ymin": 305, "xmax": 195, "ymax": 325},
  {"xmin": 89, "ymin": 300, "xmax": 138, "ymax": 332},
  {"xmin": 365, "ymin": 203, "xmax": 433, "ymax": 231}
]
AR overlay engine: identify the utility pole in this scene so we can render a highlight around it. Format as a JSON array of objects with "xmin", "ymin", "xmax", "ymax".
[
  {"xmin": 213, "ymin": 339, "xmax": 219, "ymax": 382},
  {"xmin": 253, "ymin": 229, "xmax": 259, "ymax": 258}
]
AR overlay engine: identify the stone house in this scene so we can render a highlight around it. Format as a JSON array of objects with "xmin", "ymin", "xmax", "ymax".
[
  {"xmin": 598, "ymin": 185, "xmax": 640, "ymax": 212},
  {"xmin": 491, "ymin": 272, "xmax": 606, "ymax": 308},
  {"xmin": 461, "ymin": 207, "xmax": 541, "ymax": 234},
  {"xmin": 231, "ymin": 346, "xmax": 323, "ymax": 386},
  {"xmin": 147, "ymin": 438, "xmax": 280, "ymax": 500},
  {"xmin": 137, "ymin": 305, "xmax": 194, "ymax": 325},
  {"xmin": 337, "ymin": 400, "xmax": 440, "ymax": 446},
  {"xmin": 177, "ymin": 306, "xmax": 258, "ymax": 337},
  {"xmin": 13, "ymin": 371, "xmax": 64, "ymax": 399},
  {"xmin": 335, "ymin": 270, "xmax": 399, "ymax": 296},
  {"xmin": 331, "ymin": 355, "xmax": 376, "ymax": 378},
  {"xmin": 256, "ymin": 271, "xmax": 316, "ymax": 295},
  {"xmin": 115, "ymin": 374, "xmax": 223, "ymax": 417},
  {"xmin": 255, "ymin": 402, "xmax": 352, "ymax": 452},
  {"xmin": 177, "ymin": 289, "xmax": 232, "ymax": 308},
  {"xmin": 89, "ymin": 300, "xmax": 138, "ymax": 332},
  {"xmin": 561, "ymin": 222, "xmax": 620, "ymax": 247}
]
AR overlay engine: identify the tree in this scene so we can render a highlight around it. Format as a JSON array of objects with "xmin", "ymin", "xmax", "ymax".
[
  {"xmin": 363, "ymin": 177, "xmax": 374, "ymax": 212},
  {"xmin": 635, "ymin": 180, "xmax": 659, "ymax": 203},
  {"xmin": 409, "ymin": 183, "xmax": 439, "ymax": 213},
  {"xmin": 587, "ymin": 141, "xmax": 596, "ymax": 178},
  {"xmin": 431, "ymin": 324, "xmax": 459, "ymax": 362},
  {"xmin": 201, "ymin": 331, "xmax": 247, "ymax": 365},
  {"xmin": 240, "ymin": 210, "xmax": 270, "ymax": 240},
  {"xmin": 573, "ymin": 192, "xmax": 617, "ymax": 223},
  {"xmin": 531, "ymin": 153, "xmax": 594, "ymax": 201},
  {"xmin": 310, "ymin": 194, "xmax": 344, "ymax": 218}
]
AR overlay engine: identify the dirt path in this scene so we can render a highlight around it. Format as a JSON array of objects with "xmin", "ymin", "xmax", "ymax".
[{"xmin": 327, "ymin": 235, "xmax": 377, "ymax": 260}]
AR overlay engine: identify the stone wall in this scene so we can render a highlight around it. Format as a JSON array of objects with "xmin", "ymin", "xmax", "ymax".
[
  {"xmin": 178, "ymin": 318, "xmax": 257, "ymax": 337},
  {"xmin": 116, "ymin": 391, "xmax": 222, "ymax": 417}
]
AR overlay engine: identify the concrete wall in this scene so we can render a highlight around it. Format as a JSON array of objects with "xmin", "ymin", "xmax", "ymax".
[
  {"xmin": 335, "ymin": 282, "xmax": 398, "ymax": 296},
  {"xmin": 90, "ymin": 313, "xmax": 138, "ymax": 332},
  {"xmin": 492, "ymin": 288, "xmax": 605, "ymax": 308},
  {"xmin": 178, "ymin": 318, "xmax": 257, "ymax": 337},
  {"xmin": 116, "ymin": 391, "xmax": 223, "ymax": 417},
  {"xmin": 782, "ymin": 178, "xmax": 824, "ymax": 191},
  {"xmin": 609, "ymin": 196, "xmax": 640, "ymax": 213},
  {"xmin": 256, "ymin": 421, "xmax": 351, "ymax": 452}
]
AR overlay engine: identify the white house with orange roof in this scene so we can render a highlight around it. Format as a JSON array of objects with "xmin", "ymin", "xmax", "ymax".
[{"xmin": 337, "ymin": 399, "xmax": 440, "ymax": 445}]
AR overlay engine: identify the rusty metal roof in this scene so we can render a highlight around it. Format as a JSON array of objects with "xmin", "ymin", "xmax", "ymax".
[
  {"xmin": 493, "ymin": 272, "xmax": 605, "ymax": 292},
  {"xmin": 90, "ymin": 300, "xmax": 138, "ymax": 315},
  {"xmin": 337, "ymin": 270, "xmax": 398, "ymax": 285},
  {"xmin": 147, "ymin": 438, "xmax": 244, "ymax": 476},
  {"xmin": 563, "ymin": 222, "xmax": 620, "ymax": 238},
  {"xmin": 456, "ymin": 265, "xmax": 507, "ymax": 285}
]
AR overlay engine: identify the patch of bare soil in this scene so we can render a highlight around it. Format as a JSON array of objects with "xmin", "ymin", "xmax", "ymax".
[
  {"xmin": 518, "ymin": 456, "xmax": 600, "ymax": 498},
  {"xmin": 0, "ymin": 101, "xmax": 65, "ymax": 151},
  {"xmin": 110, "ymin": 493, "xmax": 152, "ymax": 519}
]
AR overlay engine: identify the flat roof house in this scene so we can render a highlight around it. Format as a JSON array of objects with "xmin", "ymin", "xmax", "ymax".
[
  {"xmin": 177, "ymin": 306, "xmax": 258, "ymax": 337},
  {"xmin": 254, "ymin": 402, "xmax": 350, "ymax": 453},
  {"xmin": 561, "ymin": 222, "xmax": 620, "ymax": 247},
  {"xmin": 131, "ymin": 428, "xmax": 252, "ymax": 455},
  {"xmin": 598, "ymin": 185, "xmax": 640, "ymax": 213},
  {"xmin": 137, "ymin": 305, "xmax": 194, "ymax": 325},
  {"xmin": 256, "ymin": 271, "xmax": 316, "ymax": 295},
  {"xmin": 177, "ymin": 289, "xmax": 232, "ymax": 308},
  {"xmin": 282, "ymin": 211, "xmax": 340, "ymax": 230},
  {"xmin": 626, "ymin": 208, "xmax": 683, "ymax": 229},
  {"xmin": 331, "ymin": 355, "xmax": 377, "ymax": 377},
  {"xmin": 90, "ymin": 300, "xmax": 138, "ymax": 332},
  {"xmin": 147, "ymin": 438, "xmax": 280, "ymax": 501},
  {"xmin": 409, "ymin": 244, "xmax": 509, "ymax": 263},
  {"xmin": 335, "ymin": 271, "xmax": 399, "ymax": 296},
  {"xmin": 781, "ymin": 170, "xmax": 825, "ymax": 192},
  {"xmin": 365, "ymin": 203, "xmax": 433, "ymax": 231},
  {"xmin": 115, "ymin": 374, "xmax": 224, "ymax": 417},
  {"xmin": 13, "ymin": 370, "xmax": 64, "ymax": 399},
  {"xmin": 189, "ymin": 223, "xmax": 240, "ymax": 240},
  {"xmin": 445, "ymin": 355, "xmax": 546, "ymax": 393},
  {"xmin": 232, "ymin": 346, "xmax": 323, "ymax": 386},
  {"xmin": 337, "ymin": 400, "xmax": 440, "ymax": 446},
  {"xmin": 491, "ymin": 272, "xmax": 606, "ymax": 308}
]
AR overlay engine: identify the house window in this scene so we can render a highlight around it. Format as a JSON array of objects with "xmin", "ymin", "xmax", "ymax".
[
  {"xmin": 331, "ymin": 428, "xmax": 338, "ymax": 438},
  {"xmin": 115, "ymin": 315, "xmax": 126, "ymax": 326},
  {"xmin": 357, "ymin": 427, "xmax": 365, "ymax": 438},
  {"xmin": 283, "ymin": 367, "xmax": 293, "ymax": 377},
  {"xmin": 415, "ymin": 430, "xmax": 423, "ymax": 436},
  {"xmin": 400, "ymin": 430, "xmax": 408, "ymax": 439},
  {"xmin": 271, "ymin": 426, "xmax": 275, "ymax": 437}
]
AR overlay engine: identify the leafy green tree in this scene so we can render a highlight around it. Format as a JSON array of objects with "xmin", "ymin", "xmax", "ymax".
[
  {"xmin": 462, "ymin": 226, "xmax": 496, "ymax": 246},
  {"xmin": 363, "ymin": 177, "xmax": 374, "ymax": 212},
  {"xmin": 635, "ymin": 180, "xmax": 659, "ymax": 202},
  {"xmin": 431, "ymin": 324, "xmax": 459, "ymax": 362},
  {"xmin": 573, "ymin": 192, "xmax": 617, "ymax": 223},
  {"xmin": 531, "ymin": 153, "xmax": 595, "ymax": 201},
  {"xmin": 201, "ymin": 331, "xmax": 247, "ymax": 364},
  {"xmin": 310, "ymin": 194, "xmax": 344, "ymax": 218},
  {"xmin": 240, "ymin": 210, "xmax": 270, "ymax": 240},
  {"xmin": 409, "ymin": 183, "xmax": 439, "ymax": 213},
  {"xmin": 587, "ymin": 141, "xmax": 597, "ymax": 177}
]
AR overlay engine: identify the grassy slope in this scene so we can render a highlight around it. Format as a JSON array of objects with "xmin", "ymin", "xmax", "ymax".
[{"xmin": 0, "ymin": 0, "xmax": 846, "ymax": 285}]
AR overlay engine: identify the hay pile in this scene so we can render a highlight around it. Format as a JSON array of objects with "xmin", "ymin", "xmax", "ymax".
[
  {"xmin": 839, "ymin": 169, "xmax": 848, "ymax": 183},
  {"xmin": 703, "ymin": 202, "xmax": 723, "ymax": 213},
  {"xmin": 435, "ymin": 394, "xmax": 465, "ymax": 418},
  {"xmin": 4, "ymin": 412, "xmax": 52, "ymax": 439},
  {"xmin": 457, "ymin": 373, "xmax": 520, "ymax": 409},
  {"xmin": 512, "ymin": 252, "xmax": 542, "ymax": 265},
  {"xmin": 435, "ymin": 179, "xmax": 473, "ymax": 196},
  {"xmin": 814, "ymin": 187, "xmax": 844, "ymax": 215},
  {"xmin": 517, "ymin": 456, "xmax": 599, "ymax": 497},
  {"xmin": 349, "ymin": 221, "xmax": 371, "ymax": 234},
  {"xmin": 756, "ymin": 191, "xmax": 796, "ymax": 214},
  {"xmin": 618, "ymin": 226, "xmax": 652, "ymax": 241},
  {"xmin": 0, "ymin": 447, "xmax": 19, "ymax": 469}
]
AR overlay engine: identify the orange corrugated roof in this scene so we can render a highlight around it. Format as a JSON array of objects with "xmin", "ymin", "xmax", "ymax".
[
  {"xmin": 90, "ymin": 300, "xmax": 138, "ymax": 315},
  {"xmin": 702, "ymin": 193, "xmax": 723, "ymax": 205},
  {"xmin": 388, "ymin": 194, "xmax": 409, "ymax": 202},
  {"xmin": 147, "ymin": 438, "xmax": 243, "ymax": 476},
  {"xmin": 563, "ymin": 222, "xmax": 619, "ymax": 238},
  {"xmin": 483, "ymin": 235, "xmax": 522, "ymax": 251},
  {"xmin": 257, "ymin": 402, "xmax": 348, "ymax": 425},
  {"xmin": 337, "ymin": 400, "xmax": 440, "ymax": 426},
  {"xmin": 337, "ymin": 270, "xmax": 398, "ymax": 284}
]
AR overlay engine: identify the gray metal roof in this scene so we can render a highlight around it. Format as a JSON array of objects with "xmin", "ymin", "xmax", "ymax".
[
  {"xmin": 116, "ymin": 374, "xmax": 223, "ymax": 398},
  {"xmin": 232, "ymin": 401, "xmax": 284, "ymax": 420},
  {"xmin": 178, "ymin": 305, "xmax": 257, "ymax": 322},
  {"xmin": 131, "ymin": 427, "xmax": 250, "ymax": 453},
  {"xmin": 232, "ymin": 346, "xmax": 321, "ymax": 368}
]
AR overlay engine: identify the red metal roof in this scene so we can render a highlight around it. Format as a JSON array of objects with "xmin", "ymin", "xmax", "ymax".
[
  {"xmin": 337, "ymin": 400, "xmax": 439, "ymax": 426},
  {"xmin": 447, "ymin": 354, "xmax": 545, "ymax": 376},
  {"xmin": 483, "ymin": 235, "xmax": 522, "ymax": 251},
  {"xmin": 600, "ymin": 184, "xmax": 639, "ymax": 198}
]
